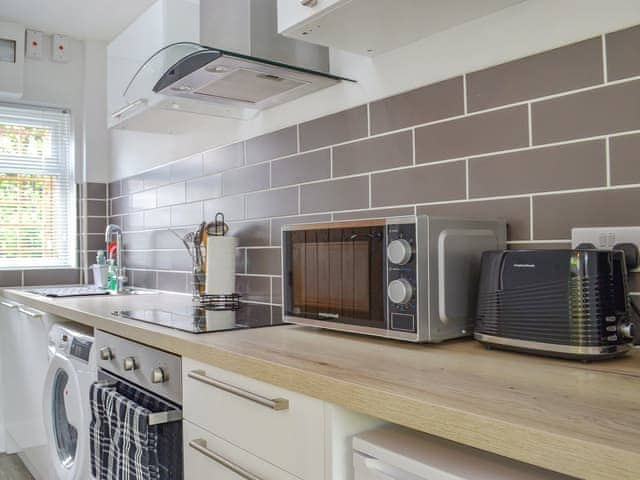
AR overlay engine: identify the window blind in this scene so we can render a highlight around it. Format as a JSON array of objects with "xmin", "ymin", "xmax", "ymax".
[{"xmin": 0, "ymin": 103, "xmax": 76, "ymax": 268}]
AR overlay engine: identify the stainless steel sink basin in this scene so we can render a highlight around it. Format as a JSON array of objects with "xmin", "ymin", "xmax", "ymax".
[
  {"xmin": 110, "ymin": 287, "xmax": 161, "ymax": 296},
  {"xmin": 28, "ymin": 285, "xmax": 161, "ymax": 298}
]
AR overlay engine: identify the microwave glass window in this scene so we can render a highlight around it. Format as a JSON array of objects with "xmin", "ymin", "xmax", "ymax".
[
  {"xmin": 0, "ymin": 39, "xmax": 16, "ymax": 63},
  {"xmin": 284, "ymin": 226, "xmax": 385, "ymax": 328}
]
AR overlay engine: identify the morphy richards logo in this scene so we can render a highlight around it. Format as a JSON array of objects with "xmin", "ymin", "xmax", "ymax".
[{"xmin": 513, "ymin": 263, "xmax": 536, "ymax": 268}]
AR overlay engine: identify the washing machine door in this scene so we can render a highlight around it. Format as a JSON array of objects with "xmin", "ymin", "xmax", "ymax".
[{"xmin": 43, "ymin": 353, "xmax": 89, "ymax": 480}]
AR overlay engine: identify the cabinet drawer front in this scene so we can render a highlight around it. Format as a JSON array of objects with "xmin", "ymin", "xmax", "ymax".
[
  {"xmin": 184, "ymin": 421, "xmax": 299, "ymax": 480},
  {"xmin": 183, "ymin": 357, "xmax": 325, "ymax": 480}
]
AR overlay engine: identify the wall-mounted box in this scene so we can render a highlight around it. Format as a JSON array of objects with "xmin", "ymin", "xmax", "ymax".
[
  {"xmin": 25, "ymin": 29, "xmax": 43, "ymax": 59},
  {"xmin": 52, "ymin": 34, "xmax": 71, "ymax": 63},
  {"xmin": 0, "ymin": 21, "xmax": 25, "ymax": 98}
]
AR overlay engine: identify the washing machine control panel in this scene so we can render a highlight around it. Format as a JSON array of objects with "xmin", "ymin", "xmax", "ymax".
[{"xmin": 70, "ymin": 338, "xmax": 93, "ymax": 362}]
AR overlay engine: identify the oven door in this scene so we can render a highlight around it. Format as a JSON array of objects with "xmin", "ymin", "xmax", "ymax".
[{"xmin": 283, "ymin": 222, "xmax": 386, "ymax": 329}]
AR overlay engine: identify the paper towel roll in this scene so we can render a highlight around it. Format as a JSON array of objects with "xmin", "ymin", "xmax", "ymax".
[{"xmin": 205, "ymin": 236, "xmax": 238, "ymax": 295}]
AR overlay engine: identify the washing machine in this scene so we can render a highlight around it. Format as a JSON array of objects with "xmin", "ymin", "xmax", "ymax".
[{"xmin": 43, "ymin": 323, "xmax": 96, "ymax": 480}]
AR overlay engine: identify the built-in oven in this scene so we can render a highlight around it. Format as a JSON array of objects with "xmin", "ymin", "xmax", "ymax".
[
  {"xmin": 282, "ymin": 215, "xmax": 507, "ymax": 342},
  {"xmin": 93, "ymin": 330, "xmax": 183, "ymax": 480}
]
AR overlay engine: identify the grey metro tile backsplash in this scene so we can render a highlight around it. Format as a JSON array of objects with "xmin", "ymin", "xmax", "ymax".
[{"xmin": 108, "ymin": 23, "xmax": 640, "ymax": 296}]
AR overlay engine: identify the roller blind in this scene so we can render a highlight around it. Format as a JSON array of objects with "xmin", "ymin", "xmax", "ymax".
[{"xmin": 0, "ymin": 104, "xmax": 76, "ymax": 268}]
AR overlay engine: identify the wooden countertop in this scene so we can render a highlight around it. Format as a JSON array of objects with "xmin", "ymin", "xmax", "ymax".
[{"xmin": 3, "ymin": 288, "xmax": 639, "ymax": 480}]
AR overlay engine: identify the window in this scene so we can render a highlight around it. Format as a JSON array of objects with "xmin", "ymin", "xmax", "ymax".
[{"xmin": 0, "ymin": 104, "xmax": 75, "ymax": 268}]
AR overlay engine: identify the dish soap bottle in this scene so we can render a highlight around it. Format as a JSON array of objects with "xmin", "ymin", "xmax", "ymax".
[{"xmin": 106, "ymin": 259, "xmax": 117, "ymax": 292}]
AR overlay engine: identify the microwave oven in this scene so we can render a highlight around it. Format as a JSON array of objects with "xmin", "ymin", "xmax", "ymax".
[{"xmin": 282, "ymin": 215, "xmax": 506, "ymax": 342}]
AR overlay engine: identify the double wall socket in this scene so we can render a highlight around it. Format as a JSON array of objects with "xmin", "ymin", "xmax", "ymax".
[{"xmin": 571, "ymin": 227, "xmax": 640, "ymax": 269}]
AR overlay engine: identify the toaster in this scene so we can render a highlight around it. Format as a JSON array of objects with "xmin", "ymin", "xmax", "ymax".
[{"xmin": 474, "ymin": 250, "xmax": 635, "ymax": 360}]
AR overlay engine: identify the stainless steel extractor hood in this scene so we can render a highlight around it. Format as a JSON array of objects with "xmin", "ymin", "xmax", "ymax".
[
  {"xmin": 116, "ymin": 0, "xmax": 352, "ymax": 124},
  {"xmin": 152, "ymin": 46, "xmax": 350, "ymax": 114}
]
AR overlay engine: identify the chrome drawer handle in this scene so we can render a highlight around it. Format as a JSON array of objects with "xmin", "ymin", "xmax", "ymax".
[
  {"xmin": 188, "ymin": 369, "xmax": 289, "ymax": 411},
  {"xmin": 0, "ymin": 300, "xmax": 18, "ymax": 309},
  {"xmin": 189, "ymin": 439, "xmax": 264, "ymax": 480},
  {"xmin": 18, "ymin": 306, "xmax": 43, "ymax": 318}
]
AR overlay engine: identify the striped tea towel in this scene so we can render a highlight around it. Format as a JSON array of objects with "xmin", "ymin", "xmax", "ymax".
[{"xmin": 90, "ymin": 382, "xmax": 162, "ymax": 480}]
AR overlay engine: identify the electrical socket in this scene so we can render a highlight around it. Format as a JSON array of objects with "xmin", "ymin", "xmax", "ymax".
[{"xmin": 572, "ymin": 227, "xmax": 640, "ymax": 269}]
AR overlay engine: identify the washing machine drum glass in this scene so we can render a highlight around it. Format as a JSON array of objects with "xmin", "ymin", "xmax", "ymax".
[{"xmin": 52, "ymin": 368, "xmax": 78, "ymax": 468}]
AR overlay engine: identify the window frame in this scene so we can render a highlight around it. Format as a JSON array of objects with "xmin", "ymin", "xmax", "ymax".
[{"xmin": 0, "ymin": 102, "xmax": 76, "ymax": 270}]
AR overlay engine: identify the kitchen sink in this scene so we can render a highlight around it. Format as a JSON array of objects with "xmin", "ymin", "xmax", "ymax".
[{"xmin": 28, "ymin": 286, "xmax": 161, "ymax": 298}]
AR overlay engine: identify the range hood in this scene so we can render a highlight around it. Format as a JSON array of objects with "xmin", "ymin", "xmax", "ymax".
[
  {"xmin": 152, "ymin": 44, "xmax": 350, "ymax": 117},
  {"xmin": 112, "ymin": 0, "xmax": 352, "ymax": 126}
]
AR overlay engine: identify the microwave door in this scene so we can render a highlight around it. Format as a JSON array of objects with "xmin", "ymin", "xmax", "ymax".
[{"xmin": 286, "ymin": 226, "xmax": 385, "ymax": 328}]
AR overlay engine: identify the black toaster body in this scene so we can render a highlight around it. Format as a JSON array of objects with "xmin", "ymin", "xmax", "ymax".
[{"xmin": 475, "ymin": 250, "xmax": 634, "ymax": 360}]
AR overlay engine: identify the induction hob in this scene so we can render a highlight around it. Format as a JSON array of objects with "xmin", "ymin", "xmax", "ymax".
[{"xmin": 112, "ymin": 306, "xmax": 276, "ymax": 333}]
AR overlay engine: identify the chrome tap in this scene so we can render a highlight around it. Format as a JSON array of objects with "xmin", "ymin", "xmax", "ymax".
[{"xmin": 105, "ymin": 224, "xmax": 127, "ymax": 292}]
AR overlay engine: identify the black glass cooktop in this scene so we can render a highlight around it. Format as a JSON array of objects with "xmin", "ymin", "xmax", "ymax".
[{"xmin": 112, "ymin": 306, "xmax": 275, "ymax": 333}]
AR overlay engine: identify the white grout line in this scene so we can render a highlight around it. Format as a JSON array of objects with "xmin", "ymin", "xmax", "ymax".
[
  {"xmin": 529, "ymin": 196, "xmax": 534, "ymax": 240},
  {"xmin": 527, "ymin": 103, "xmax": 533, "ymax": 146},
  {"xmin": 507, "ymin": 239, "xmax": 570, "ymax": 244},
  {"xmin": 602, "ymin": 34, "xmax": 608, "ymax": 83},
  {"xmin": 111, "ymin": 72, "xmax": 640, "ymax": 187},
  {"xmin": 605, "ymin": 136, "xmax": 611, "ymax": 186},
  {"xmin": 110, "ymin": 129, "xmax": 640, "ymax": 205},
  {"xmin": 411, "ymin": 129, "xmax": 416, "ymax": 166},
  {"xmin": 296, "ymin": 124, "xmax": 301, "ymax": 153},
  {"xmin": 462, "ymin": 74, "xmax": 468, "ymax": 114},
  {"xmin": 242, "ymin": 140, "xmax": 247, "ymax": 165},
  {"xmin": 116, "ymin": 179, "xmax": 640, "ymax": 233},
  {"xmin": 465, "ymin": 159, "xmax": 470, "ymax": 200},
  {"xmin": 329, "ymin": 147, "xmax": 334, "ymax": 177}
]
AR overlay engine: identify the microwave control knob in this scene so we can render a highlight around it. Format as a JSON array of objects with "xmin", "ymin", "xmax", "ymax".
[
  {"xmin": 388, "ymin": 279, "xmax": 413, "ymax": 305},
  {"xmin": 619, "ymin": 322, "xmax": 635, "ymax": 339},
  {"xmin": 387, "ymin": 239, "xmax": 412, "ymax": 265}
]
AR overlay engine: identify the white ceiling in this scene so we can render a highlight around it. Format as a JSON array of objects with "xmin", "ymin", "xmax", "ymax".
[{"xmin": 0, "ymin": 0, "xmax": 158, "ymax": 40}]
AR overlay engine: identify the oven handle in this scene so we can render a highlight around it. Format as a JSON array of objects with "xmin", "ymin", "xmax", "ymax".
[
  {"xmin": 188, "ymin": 369, "xmax": 289, "ymax": 411},
  {"xmin": 189, "ymin": 439, "xmax": 264, "ymax": 480}
]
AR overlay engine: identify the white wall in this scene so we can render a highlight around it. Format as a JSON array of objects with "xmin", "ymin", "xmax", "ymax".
[
  {"xmin": 109, "ymin": 0, "xmax": 640, "ymax": 180},
  {"xmin": 4, "ymin": 28, "xmax": 109, "ymax": 183}
]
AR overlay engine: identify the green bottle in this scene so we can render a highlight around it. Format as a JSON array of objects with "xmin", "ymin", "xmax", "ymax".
[{"xmin": 106, "ymin": 259, "xmax": 117, "ymax": 291}]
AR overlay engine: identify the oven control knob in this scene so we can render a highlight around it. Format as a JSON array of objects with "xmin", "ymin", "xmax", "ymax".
[
  {"xmin": 123, "ymin": 357, "xmax": 137, "ymax": 371},
  {"xmin": 387, "ymin": 239, "xmax": 412, "ymax": 265},
  {"xmin": 151, "ymin": 367, "xmax": 167, "ymax": 384},
  {"xmin": 99, "ymin": 347, "xmax": 113, "ymax": 361},
  {"xmin": 388, "ymin": 279, "xmax": 413, "ymax": 305}
]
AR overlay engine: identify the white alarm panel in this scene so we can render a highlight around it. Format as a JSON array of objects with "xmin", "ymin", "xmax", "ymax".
[{"xmin": 0, "ymin": 21, "xmax": 24, "ymax": 98}]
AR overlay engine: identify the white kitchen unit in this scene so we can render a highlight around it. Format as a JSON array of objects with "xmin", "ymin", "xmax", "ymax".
[
  {"xmin": 0, "ymin": 299, "xmax": 56, "ymax": 479},
  {"xmin": 183, "ymin": 357, "xmax": 382, "ymax": 480},
  {"xmin": 353, "ymin": 425, "xmax": 574, "ymax": 480},
  {"xmin": 184, "ymin": 420, "xmax": 301, "ymax": 480},
  {"xmin": 107, "ymin": 0, "xmax": 199, "ymax": 128},
  {"xmin": 277, "ymin": 0, "xmax": 526, "ymax": 56}
]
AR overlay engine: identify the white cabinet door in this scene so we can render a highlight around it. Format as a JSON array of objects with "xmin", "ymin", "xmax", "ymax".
[
  {"xmin": 1, "ymin": 301, "xmax": 52, "ymax": 479},
  {"xmin": 107, "ymin": 0, "xmax": 199, "ymax": 126},
  {"xmin": 277, "ymin": 0, "xmax": 345, "ymax": 33},
  {"xmin": 183, "ymin": 420, "xmax": 300, "ymax": 480},
  {"xmin": 183, "ymin": 357, "xmax": 325, "ymax": 480},
  {"xmin": 0, "ymin": 298, "xmax": 20, "ymax": 453}
]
